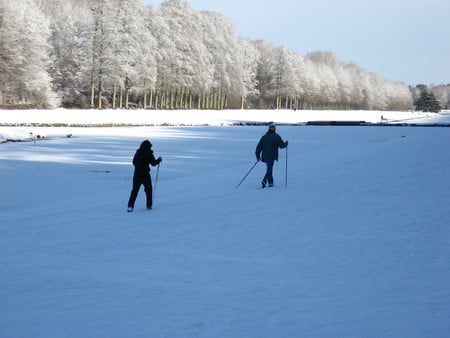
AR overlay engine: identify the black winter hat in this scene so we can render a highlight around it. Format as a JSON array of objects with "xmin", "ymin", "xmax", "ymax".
[{"xmin": 140, "ymin": 140, "xmax": 152, "ymax": 150}]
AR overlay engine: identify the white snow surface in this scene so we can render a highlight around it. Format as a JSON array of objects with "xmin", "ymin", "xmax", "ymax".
[
  {"xmin": 0, "ymin": 110, "xmax": 449, "ymax": 337},
  {"xmin": 1, "ymin": 108, "xmax": 450, "ymax": 128}
]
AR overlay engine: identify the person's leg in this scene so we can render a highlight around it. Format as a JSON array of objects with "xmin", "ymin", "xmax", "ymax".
[
  {"xmin": 142, "ymin": 174, "xmax": 153, "ymax": 209},
  {"xmin": 127, "ymin": 176, "xmax": 142, "ymax": 210},
  {"xmin": 262, "ymin": 159, "xmax": 275, "ymax": 187},
  {"xmin": 262, "ymin": 162, "xmax": 268, "ymax": 187},
  {"xmin": 265, "ymin": 159, "xmax": 275, "ymax": 186}
]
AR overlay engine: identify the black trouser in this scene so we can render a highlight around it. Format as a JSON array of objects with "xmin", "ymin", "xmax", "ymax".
[{"xmin": 127, "ymin": 172, "xmax": 153, "ymax": 209}]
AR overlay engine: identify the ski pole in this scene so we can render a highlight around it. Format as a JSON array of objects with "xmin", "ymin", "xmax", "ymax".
[
  {"xmin": 153, "ymin": 163, "xmax": 160, "ymax": 199},
  {"xmin": 285, "ymin": 143, "xmax": 288, "ymax": 187},
  {"xmin": 236, "ymin": 161, "xmax": 258, "ymax": 188}
]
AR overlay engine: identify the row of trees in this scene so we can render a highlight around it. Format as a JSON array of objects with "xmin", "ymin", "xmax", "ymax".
[{"xmin": 0, "ymin": 0, "xmax": 444, "ymax": 111}]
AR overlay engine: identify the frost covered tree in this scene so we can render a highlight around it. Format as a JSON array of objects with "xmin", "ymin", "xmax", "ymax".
[
  {"xmin": 285, "ymin": 50, "xmax": 307, "ymax": 110},
  {"xmin": 253, "ymin": 40, "xmax": 277, "ymax": 108},
  {"xmin": 236, "ymin": 38, "xmax": 260, "ymax": 109},
  {"xmin": 431, "ymin": 84, "xmax": 450, "ymax": 109},
  {"xmin": 200, "ymin": 10, "xmax": 241, "ymax": 109},
  {"xmin": 139, "ymin": 7, "xmax": 159, "ymax": 109},
  {"xmin": 158, "ymin": 0, "xmax": 211, "ymax": 109},
  {"xmin": 146, "ymin": 5, "xmax": 172, "ymax": 109},
  {"xmin": 106, "ymin": 0, "xmax": 157, "ymax": 109},
  {"xmin": 0, "ymin": 0, "xmax": 58, "ymax": 107},
  {"xmin": 306, "ymin": 51, "xmax": 340, "ymax": 108},
  {"xmin": 44, "ymin": 1, "xmax": 93, "ymax": 107},
  {"xmin": 267, "ymin": 47, "xmax": 298, "ymax": 109},
  {"xmin": 88, "ymin": 0, "xmax": 120, "ymax": 109},
  {"xmin": 344, "ymin": 63, "xmax": 366, "ymax": 109}
]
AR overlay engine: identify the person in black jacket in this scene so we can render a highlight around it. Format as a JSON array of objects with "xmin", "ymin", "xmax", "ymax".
[
  {"xmin": 255, "ymin": 123, "xmax": 288, "ymax": 188},
  {"xmin": 127, "ymin": 140, "xmax": 162, "ymax": 212}
]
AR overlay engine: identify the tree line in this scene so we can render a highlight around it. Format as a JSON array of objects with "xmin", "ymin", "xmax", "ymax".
[{"xmin": 0, "ymin": 0, "xmax": 447, "ymax": 111}]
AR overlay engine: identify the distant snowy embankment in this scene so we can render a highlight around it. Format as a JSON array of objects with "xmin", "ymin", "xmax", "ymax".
[
  {"xmin": 1, "ymin": 109, "xmax": 449, "ymax": 127},
  {"xmin": 1, "ymin": 109, "xmax": 449, "ymax": 144}
]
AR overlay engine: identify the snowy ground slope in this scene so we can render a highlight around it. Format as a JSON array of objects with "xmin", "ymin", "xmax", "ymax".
[{"xmin": 0, "ymin": 118, "xmax": 449, "ymax": 336}]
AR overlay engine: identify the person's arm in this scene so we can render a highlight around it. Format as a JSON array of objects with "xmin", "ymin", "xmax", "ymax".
[
  {"xmin": 255, "ymin": 138, "xmax": 263, "ymax": 161},
  {"xmin": 277, "ymin": 135, "xmax": 288, "ymax": 149},
  {"xmin": 149, "ymin": 153, "xmax": 162, "ymax": 166}
]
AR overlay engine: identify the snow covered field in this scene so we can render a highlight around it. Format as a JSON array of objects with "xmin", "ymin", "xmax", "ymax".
[{"xmin": 1, "ymin": 110, "xmax": 449, "ymax": 337}]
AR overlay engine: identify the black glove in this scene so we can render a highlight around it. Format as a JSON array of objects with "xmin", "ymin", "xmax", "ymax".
[
  {"xmin": 157, "ymin": 157, "xmax": 162, "ymax": 164},
  {"xmin": 285, "ymin": 140, "xmax": 289, "ymax": 146}
]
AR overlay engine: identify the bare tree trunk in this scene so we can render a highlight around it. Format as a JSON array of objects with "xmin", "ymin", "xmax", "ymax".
[
  {"xmin": 119, "ymin": 86, "xmax": 123, "ymax": 108},
  {"xmin": 112, "ymin": 80, "xmax": 117, "ymax": 109},
  {"xmin": 143, "ymin": 87, "xmax": 147, "ymax": 109},
  {"xmin": 125, "ymin": 78, "xmax": 130, "ymax": 109},
  {"xmin": 97, "ymin": 74, "xmax": 102, "ymax": 109},
  {"xmin": 198, "ymin": 92, "xmax": 202, "ymax": 109},
  {"xmin": 90, "ymin": 12, "xmax": 98, "ymax": 109},
  {"xmin": 149, "ymin": 89, "xmax": 153, "ymax": 108}
]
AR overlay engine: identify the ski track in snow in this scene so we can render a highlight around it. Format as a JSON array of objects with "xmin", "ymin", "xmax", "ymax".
[{"xmin": 0, "ymin": 124, "xmax": 449, "ymax": 337}]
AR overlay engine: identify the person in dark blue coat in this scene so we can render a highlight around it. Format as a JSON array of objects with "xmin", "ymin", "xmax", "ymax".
[
  {"xmin": 127, "ymin": 140, "xmax": 162, "ymax": 212},
  {"xmin": 255, "ymin": 123, "xmax": 288, "ymax": 188}
]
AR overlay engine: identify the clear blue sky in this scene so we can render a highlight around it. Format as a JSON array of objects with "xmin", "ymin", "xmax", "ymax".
[{"xmin": 143, "ymin": 0, "xmax": 450, "ymax": 86}]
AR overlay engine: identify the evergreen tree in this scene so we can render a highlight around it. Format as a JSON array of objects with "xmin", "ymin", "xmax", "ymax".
[{"xmin": 415, "ymin": 86, "xmax": 441, "ymax": 112}]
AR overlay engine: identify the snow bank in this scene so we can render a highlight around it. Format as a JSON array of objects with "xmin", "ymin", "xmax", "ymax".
[{"xmin": 1, "ymin": 108, "xmax": 448, "ymax": 127}]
